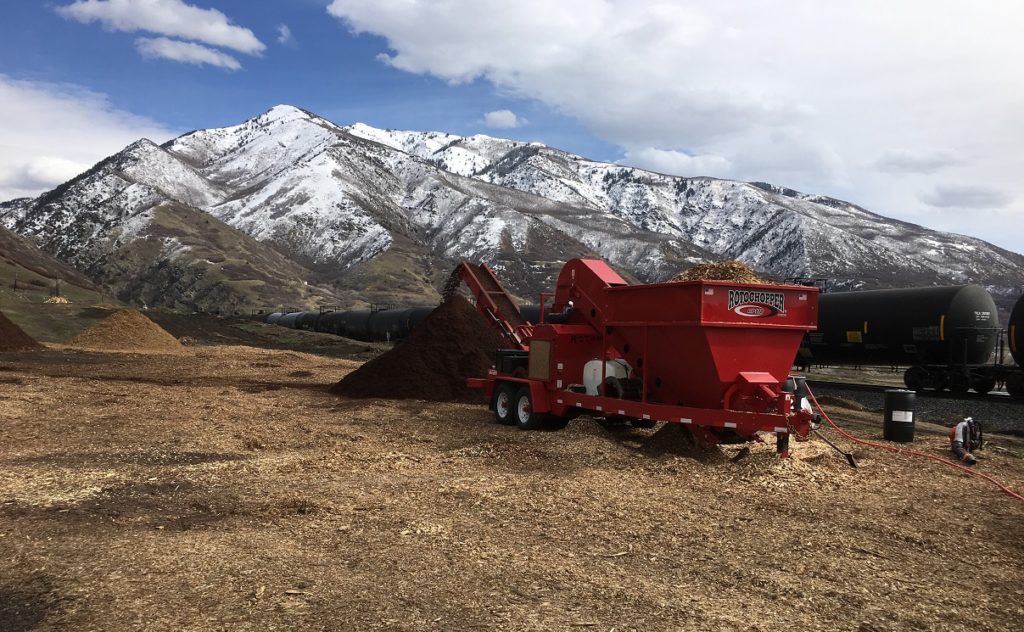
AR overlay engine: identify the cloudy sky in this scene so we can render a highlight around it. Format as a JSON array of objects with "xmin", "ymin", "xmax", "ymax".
[{"xmin": 2, "ymin": 0, "xmax": 1022, "ymax": 252}]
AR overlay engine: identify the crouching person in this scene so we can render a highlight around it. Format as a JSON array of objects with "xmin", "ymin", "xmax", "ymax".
[{"xmin": 949, "ymin": 416, "xmax": 982, "ymax": 465}]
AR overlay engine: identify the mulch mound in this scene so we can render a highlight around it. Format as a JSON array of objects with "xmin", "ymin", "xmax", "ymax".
[
  {"xmin": 330, "ymin": 296, "xmax": 504, "ymax": 402},
  {"xmin": 67, "ymin": 310, "xmax": 184, "ymax": 353},
  {"xmin": 672, "ymin": 260, "xmax": 769, "ymax": 284},
  {"xmin": 0, "ymin": 312, "xmax": 44, "ymax": 352}
]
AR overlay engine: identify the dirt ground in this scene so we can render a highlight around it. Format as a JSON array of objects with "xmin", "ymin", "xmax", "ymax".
[{"xmin": 1, "ymin": 346, "xmax": 1023, "ymax": 631}]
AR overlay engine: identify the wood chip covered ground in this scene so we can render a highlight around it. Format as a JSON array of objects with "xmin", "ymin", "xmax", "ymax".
[{"xmin": 1, "ymin": 345, "xmax": 1022, "ymax": 631}]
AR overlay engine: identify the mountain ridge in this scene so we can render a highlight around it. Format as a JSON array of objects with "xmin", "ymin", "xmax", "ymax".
[{"xmin": 2, "ymin": 104, "xmax": 1021, "ymax": 313}]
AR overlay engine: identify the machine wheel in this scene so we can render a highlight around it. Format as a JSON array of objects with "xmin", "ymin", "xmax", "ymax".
[
  {"xmin": 972, "ymin": 374, "xmax": 996, "ymax": 395},
  {"xmin": 514, "ymin": 387, "xmax": 548, "ymax": 430},
  {"xmin": 904, "ymin": 366, "xmax": 927, "ymax": 391},
  {"xmin": 492, "ymin": 383, "xmax": 517, "ymax": 425},
  {"xmin": 546, "ymin": 417, "xmax": 571, "ymax": 431}
]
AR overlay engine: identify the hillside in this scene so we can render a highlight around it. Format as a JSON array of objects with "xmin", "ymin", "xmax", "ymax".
[{"xmin": 2, "ymin": 105, "xmax": 1022, "ymax": 312}]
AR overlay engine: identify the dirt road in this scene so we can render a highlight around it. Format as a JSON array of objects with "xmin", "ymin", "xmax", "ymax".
[{"xmin": 1, "ymin": 346, "xmax": 1022, "ymax": 631}]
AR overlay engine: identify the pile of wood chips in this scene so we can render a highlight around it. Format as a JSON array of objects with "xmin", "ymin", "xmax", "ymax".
[
  {"xmin": 66, "ymin": 309, "xmax": 184, "ymax": 353},
  {"xmin": 44, "ymin": 296, "xmax": 70, "ymax": 304},
  {"xmin": 0, "ymin": 312, "xmax": 44, "ymax": 352},
  {"xmin": 672, "ymin": 260, "xmax": 768, "ymax": 284}
]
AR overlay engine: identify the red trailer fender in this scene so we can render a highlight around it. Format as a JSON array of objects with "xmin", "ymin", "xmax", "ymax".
[{"xmin": 466, "ymin": 374, "xmax": 552, "ymax": 413}]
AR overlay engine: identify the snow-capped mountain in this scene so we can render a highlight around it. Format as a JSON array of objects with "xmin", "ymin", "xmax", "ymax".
[{"xmin": 2, "ymin": 105, "xmax": 1022, "ymax": 312}]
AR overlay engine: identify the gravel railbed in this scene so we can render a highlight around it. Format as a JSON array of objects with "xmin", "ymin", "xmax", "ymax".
[{"xmin": 809, "ymin": 383, "xmax": 1024, "ymax": 435}]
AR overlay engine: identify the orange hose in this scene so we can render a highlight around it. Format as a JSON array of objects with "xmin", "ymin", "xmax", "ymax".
[{"xmin": 805, "ymin": 386, "xmax": 1024, "ymax": 503}]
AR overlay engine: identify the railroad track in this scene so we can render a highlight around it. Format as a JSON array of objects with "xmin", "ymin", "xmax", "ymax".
[
  {"xmin": 807, "ymin": 379, "xmax": 1024, "ymax": 435},
  {"xmin": 806, "ymin": 379, "xmax": 1021, "ymax": 404}
]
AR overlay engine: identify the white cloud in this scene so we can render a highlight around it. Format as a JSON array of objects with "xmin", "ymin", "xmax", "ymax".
[
  {"xmin": 277, "ymin": 24, "xmax": 292, "ymax": 45},
  {"xmin": 0, "ymin": 75, "xmax": 175, "ymax": 201},
  {"xmin": 0, "ymin": 157, "xmax": 86, "ymax": 191},
  {"xmin": 136, "ymin": 36, "xmax": 241, "ymax": 70},
  {"xmin": 920, "ymin": 184, "xmax": 1013, "ymax": 209},
  {"xmin": 483, "ymin": 109, "xmax": 524, "ymax": 129},
  {"xmin": 875, "ymin": 149, "xmax": 963, "ymax": 174},
  {"xmin": 621, "ymin": 147, "xmax": 732, "ymax": 178},
  {"xmin": 58, "ymin": 0, "xmax": 265, "ymax": 54},
  {"xmin": 326, "ymin": 0, "xmax": 1024, "ymax": 252}
]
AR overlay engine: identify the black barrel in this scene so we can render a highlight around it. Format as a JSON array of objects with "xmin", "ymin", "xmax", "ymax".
[
  {"xmin": 265, "ymin": 312, "xmax": 285, "ymax": 325},
  {"xmin": 883, "ymin": 389, "xmax": 916, "ymax": 442}
]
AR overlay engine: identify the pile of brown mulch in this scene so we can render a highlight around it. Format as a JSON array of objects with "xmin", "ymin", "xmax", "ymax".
[
  {"xmin": 67, "ymin": 310, "xmax": 184, "ymax": 352},
  {"xmin": 330, "ymin": 296, "xmax": 504, "ymax": 402},
  {"xmin": 672, "ymin": 260, "xmax": 768, "ymax": 284},
  {"xmin": 0, "ymin": 312, "xmax": 44, "ymax": 352}
]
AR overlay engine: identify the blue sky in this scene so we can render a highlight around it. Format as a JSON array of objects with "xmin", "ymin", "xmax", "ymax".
[
  {"xmin": 0, "ymin": 1, "xmax": 614, "ymax": 155},
  {"xmin": 1, "ymin": 1, "xmax": 1022, "ymax": 253}
]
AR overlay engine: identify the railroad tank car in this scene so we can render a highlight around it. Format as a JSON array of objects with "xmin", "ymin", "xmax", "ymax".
[
  {"xmin": 266, "ymin": 303, "xmax": 564, "ymax": 342},
  {"xmin": 366, "ymin": 308, "xmax": 414, "ymax": 341},
  {"xmin": 1010, "ymin": 294, "xmax": 1024, "ymax": 367},
  {"xmin": 277, "ymin": 312, "xmax": 302, "ymax": 329},
  {"xmin": 296, "ymin": 311, "xmax": 321, "ymax": 331},
  {"xmin": 1004, "ymin": 294, "xmax": 1024, "ymax": 397},
  {"xmin": 518, "ymin": 305, "xmax": 569, "ymax": 325},
  {"xmin": 406, "ymin": 306, "xmax": 434, "ymax": 331},
  {"xmin": 318, "ymin": 310, "xmax": 372, "ymax": 339},
  {"xmin": 805, "ymin": 285, "xmax": 999, "ymax": 393}
]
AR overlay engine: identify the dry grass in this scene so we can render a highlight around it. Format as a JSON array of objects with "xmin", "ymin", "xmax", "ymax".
[{"xmin": 1, "ymin": 345, "xmax": 1022, "ymax": 631}]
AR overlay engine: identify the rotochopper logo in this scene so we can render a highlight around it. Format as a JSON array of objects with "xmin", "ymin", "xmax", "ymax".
[{"xmin": 727, "ymin": 289, "xmax": 785, "ymax": 318}]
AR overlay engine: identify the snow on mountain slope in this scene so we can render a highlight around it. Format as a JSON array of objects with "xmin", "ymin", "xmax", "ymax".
[
  {"xmin": 347, "ymin": 122, "xmax": 1024, "ymax": 297},
  {"xmin": 3, "ymin": 104, "xmax": 1022, "ymax": 312}
]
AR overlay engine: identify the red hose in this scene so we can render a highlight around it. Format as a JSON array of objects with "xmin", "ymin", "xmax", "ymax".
[{"xmin": 805, "ymin": 386, "xmax": 1024, "ymax": 503}]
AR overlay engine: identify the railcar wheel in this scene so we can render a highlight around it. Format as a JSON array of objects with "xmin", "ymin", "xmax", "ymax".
[
  {"xmin": 1007, "ymin": 374, "xmax": 1024, "ymax": 398},
  {"xmin": 493, "ymin": 383, "xmax": 517, "ymax": 425},
  {"xmin": 514, "ymin": 387, "xmax": 548, "ymax": 430},
  {"xmin": 972, "ymin": 375, "xmax": 996, "ymax": 395},
  {"xmin": 904, "ymin": 366, "xmax": 927, "ymax": 391}
]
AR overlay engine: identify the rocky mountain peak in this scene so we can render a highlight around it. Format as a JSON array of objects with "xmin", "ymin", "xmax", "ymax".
[{"xmin": 2, "ymin": 107, "xmax": 1022, "ymax": 314}]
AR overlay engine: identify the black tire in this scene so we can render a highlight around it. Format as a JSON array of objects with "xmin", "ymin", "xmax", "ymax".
[
  {"xmin": 546, "ymin": 417, "xmax": 570, "ymax": 431},
  {"xmin": 972, "ymin": 374, "xmax": 996, "ymax": 395},
  {"xmin": 904, "ymin": 366, "xmax": 927, "ymax": 391},
  {"xmin": 1007, "ymin": 373, "xmax": 1024, "ymax": 398},
  {"xmin": 493, "ymin": 383, "xmax": 517, "ymax": 425},
  {"xmin": 514, "ymin": 387, "xmax": 548, "ymax": 430}
]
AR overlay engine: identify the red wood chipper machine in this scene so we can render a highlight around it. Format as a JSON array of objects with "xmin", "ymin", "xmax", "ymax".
[{"xmin": 452, "ymin": 258, "xmax": 819, "ymax": 455}]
